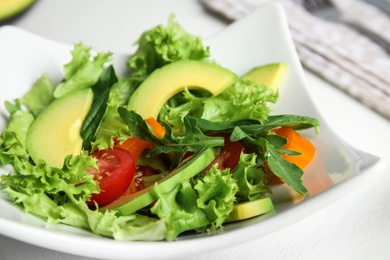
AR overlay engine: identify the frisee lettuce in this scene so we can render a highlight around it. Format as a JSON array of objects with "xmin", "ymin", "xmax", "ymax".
[
  {"xmin": 0, "ymin": 100, "xmax": 34, "ymax": 165},
  {"xmin": 160, "ymin": 78, "xmax": 278, "ymax": 135},
  {"xmin": 20, "ymin": 73, "xmax": 54, "ymax": 117},
  {"xmin": 54, "ymin": 43, "xmax": 112, "ymax": 98},
  {"xmin": 151, "ymin": 165, "xmax": 238, "ymax": 240},
  {"xmin": 127, "ymin": 14, "xmax": 210, "ymax": 83},
  {"xmin": 232, "ymin": 152, "xmax": 270, "ymax": 202}
]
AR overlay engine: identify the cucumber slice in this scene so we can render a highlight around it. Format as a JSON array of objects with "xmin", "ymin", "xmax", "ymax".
[{"xmin": 228, "ymin": 197, "xmax": 274, "ymax": 222}]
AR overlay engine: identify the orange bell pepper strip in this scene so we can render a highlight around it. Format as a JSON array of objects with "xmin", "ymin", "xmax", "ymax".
[
  {"xmin": 145, "ymin": 117, "xmax": 166, "ymax": 138},
  {"xmin": 115, "ymin": 137, "xmax": 152, "ymax": 162},
  {"xmin": 115, "ymin": 117, "xmax": 166, "ymax": 161},
  {"xmin": 273, "ymin": 127, "xmax": 316, "ymax": 169}
]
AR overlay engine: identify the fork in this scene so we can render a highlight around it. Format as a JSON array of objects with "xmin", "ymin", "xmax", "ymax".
[{"xmin": 303, "ymin": 0, "xmax": 390, "ymax": 54}]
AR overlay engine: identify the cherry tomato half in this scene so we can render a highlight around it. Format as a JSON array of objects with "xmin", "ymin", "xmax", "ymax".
[
  {"xmin": 87, "ymin": 147, "xmax": 136, "ymax": 207},
  {"xmin": 203, "ymin": 134, "xmax": 244, "ymax": 172}
]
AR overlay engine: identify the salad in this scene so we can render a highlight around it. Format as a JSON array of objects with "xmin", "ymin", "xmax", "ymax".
[{"xmin": 0, "ymin": 16, "xmax": 319, "ymax": 241}]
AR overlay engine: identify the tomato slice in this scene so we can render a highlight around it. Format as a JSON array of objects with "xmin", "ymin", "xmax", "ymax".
[
  {"xmin": 121, "ymin": 166, "xmax": 159, "ymax": 195},
  {"xmin": 87, "ymin": 147, "xmax": 136, "ymax": 207},
  {"xmin": 204, "ymin": 134, "xmax": 244, "ymax": 172}
]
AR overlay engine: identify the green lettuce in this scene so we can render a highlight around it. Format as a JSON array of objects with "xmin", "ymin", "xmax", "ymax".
[
  {"xmin": 0, "ymin": 100, "xmax": 165, "ymax": 240},
  {"xmin": 20, "ymin": 73, "xmax": 54, "ymax": 117},
  {"xmin": 54, "ymin": 43, "xmax": 112, "ymax": 98},
  {"xmin": 90, "ymin": 79, "xmax": 134, "ymax": 151},
  {"xmin": 80, "ymin": 65, "xmax": 119, "ymax": 150},
  {"xmin": 151, "ymin": 165, "xmax": 238, "ymax": 240},
  {"xmin": 232, "ymin": 152, "xmax": 270, "ymax": 202},
  {"xmin": 127, "ymin": 14, "xmax": 210, "ymax": 87},
  {"xmin": 1, "ymin": 151, "xmax": 166, "ymax": 241},
  {"xmin": 0, "ymin": 100, "xmax": 34, "ymax": 165},
  {"xmin": 160, "ymin": 79, "xmax": 278, "ymax": 135}
]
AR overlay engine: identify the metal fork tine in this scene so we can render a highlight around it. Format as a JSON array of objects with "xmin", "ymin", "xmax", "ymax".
[
  {"xmin": 303, "ymin": 0, "xmax": 390, "ymax": 54},
  {"xmin": 304, "ymin": 0, "xmax": 333, "ymax": 11}
]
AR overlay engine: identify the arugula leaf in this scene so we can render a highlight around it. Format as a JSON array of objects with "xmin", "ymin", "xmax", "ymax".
[
  {"xmin": 186, "ymin": 116, "xmax": 314, "ymax": 194},
  {"xmin": 249, "ymin": 136, "xmax": 307, "ymax": 194},
  {"xmin": 190, "ymin": 114, "xmax": 319, "ymax": 142},
  {"xmin": 80, "ymin": 65, "xmax": 118, "ymax": 150},
  {"xmin": 91, "ymin": 79, "xmax": 136, "ymax": 151},
  {"xmin": 118, "ymin": 108, "xmax": 224, "ymax": 165}
]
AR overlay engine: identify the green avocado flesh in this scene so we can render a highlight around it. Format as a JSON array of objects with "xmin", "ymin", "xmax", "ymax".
[
  {"xmin": 101, "ymin": 148, "xmax": 215, "ymax": 215},
  {"xmin": 0, "ymin": 0, "xmax": 35, "ymax": 20},
  {"xmin": 228, "ymin": 197, "xmax": 274, "ymax": 222},
  {"xmin": 127, "ymin": 60, "xmax": 237, "ymax": 119},
  {"xmin": 26, "ymin": 88, "xmax": 93, "ymax": 168},
  {"xmin": 242, "ymin": 62, "xmax": 287, "ymax": 92}
]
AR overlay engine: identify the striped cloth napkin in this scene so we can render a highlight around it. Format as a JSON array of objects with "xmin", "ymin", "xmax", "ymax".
[{"xmin": 202, "ymin": 0, "xmax": 390, "ymax": 119}]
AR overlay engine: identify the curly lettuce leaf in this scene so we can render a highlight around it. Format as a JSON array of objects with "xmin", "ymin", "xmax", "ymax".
[
  {"xmin": 231, "ymin": 152, "xmax": 270, "ymax": 202},
  {"xmin": 127, "ymin": 14, "xmax": 210, "ymax": 84},
  {"xmin": 202, "ymin": 79, "xmax": 277, "ymax": 123},
  {"xmin": 151, "ymin": 165, "xmax": 237, "ymax": 240},
  {"xmin": 20, "ymin": 73, "xmax": 54, "ymax": 117},
  {"xmin": 194, "ymin": 166, "xmax": 238, "ymax": 230},
  {"xmin": 0, "ymin": 101, "xmax": 34, "ymax": 165},
  {"xmin": 160, "ymin": 79, "xmax": 278, "ymax": 134},
  {"xmin": 54, "ymin": 43, "xmax": 112, "ymax": 98},
  {"xmin": 1, "ymin": 152, "xmax": 98, "ymax": 199},
  {"xmin": 1, "ymin": 152, "xmax": 98, "ymax": 225},
  {"xmin": 1, "ymin": 150, "xmax": 167, "ymax": 241}
]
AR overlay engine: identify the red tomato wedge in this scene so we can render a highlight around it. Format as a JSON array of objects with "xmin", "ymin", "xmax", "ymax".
[
  {"xmin": 87, "ymin": 147, "xmax": 136, "ymax": 207},
  {"xmin": 203, "ymin": 134, "xmax": 244, "ymax": 172}
]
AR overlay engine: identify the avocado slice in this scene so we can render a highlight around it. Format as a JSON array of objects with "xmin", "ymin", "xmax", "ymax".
[
  {"xmin": 127, "ymin": 60, "xmax": 237, "ymax": 118},
  {"xmin": 242, "ymin": 63, "xmax": 287, "ymax": 92},
  {"xmin": 100, "ymin": 148, "xmax": 215, "ymax": 215},
  {"xmin": 26, "ymin": 88, "xmax": 93, "ymax": 168},
  {"xmin": 0, "ymin": 0, "xmax": 35, "ymax": 21},
  {"xmin": 227, "ymin": 197, "xmax": 274, "ymax": 222}
]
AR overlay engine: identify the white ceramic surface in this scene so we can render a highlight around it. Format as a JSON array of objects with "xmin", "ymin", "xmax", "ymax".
[{"xmin": 0, "ymin": 2, "xmax": 385, "ymax": 260}]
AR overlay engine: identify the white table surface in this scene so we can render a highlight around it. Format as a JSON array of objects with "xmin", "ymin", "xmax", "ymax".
[{"xmin": 1, "ymin": 0, "xmax": 390, "ymax": 259}]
